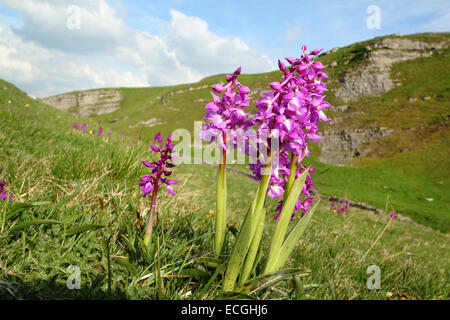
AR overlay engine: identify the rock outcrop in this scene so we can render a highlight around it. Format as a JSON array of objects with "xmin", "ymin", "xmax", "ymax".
[
  {"xmin": 42, "ymin": 89, "xmax": 122, "ymax": 117},
  {"xmin": 334, "ymin": 37, "xmax": 447, "ymax": 102},
  {"xmin": 372, "ymin": 37, "xmax": 447, "ymax": 50},
  {"xmin": 318, "ymin": 36, "xmax": 448, "ymax": 164},
  {"xmin": 318, "ymin": 128, "xmax": 393, "ymax": 164}
]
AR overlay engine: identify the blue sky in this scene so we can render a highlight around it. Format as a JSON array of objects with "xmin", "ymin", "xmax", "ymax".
[{"xmin": 0, "ymin": 0, "xmax": 448, "ymax": 97}]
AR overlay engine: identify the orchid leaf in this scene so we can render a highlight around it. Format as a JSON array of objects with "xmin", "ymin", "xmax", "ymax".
[
  {"xmin": 240, "ymin": 208, "xmax": 265, "ymax": 284},
  {"xmin": 234, "ymin": 267, "xmax": 310, "ymax": 295},
  {"xmin": 222, "ymin": 206, "xmax": 254, "ymax": 291},
  {"xmin": 264, "ymin": 167, "xmax": 309, "ymax": 274},
  {"xmin": 223, "ymin": 165, "xmax": 271, "ymax": 291},
  {"xmin": 215, "ymin": 163, "xmax": 227, "ymax": 256},
  {"xmin": 272, "ymin": 201, "xmax": 319, "ymax": 272}
]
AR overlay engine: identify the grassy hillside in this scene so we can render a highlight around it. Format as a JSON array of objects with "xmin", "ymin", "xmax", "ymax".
[
  {"xmin": 1, "ymin": 76, "xmax": 449, "ymax": 300},
  {"xmin": 55, "ymin": 33, "xmax": 449, "ymax": 232}
]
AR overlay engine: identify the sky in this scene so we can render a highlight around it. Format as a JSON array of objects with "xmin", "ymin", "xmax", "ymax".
[{"xmin": 0, "ymin": 0, "xmax": 448, "ymax": 98}]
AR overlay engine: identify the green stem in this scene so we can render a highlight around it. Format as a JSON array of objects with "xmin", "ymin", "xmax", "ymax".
[
  {"xmin": 239, "ymin": 208, "xmax": 265, "ymax": 284},
  {"xmin": 143, "ymin": 182, "xmax": 159, "ymax": 248},
  {"xmin": 223, "ymin": 158, "xmax": 272, "ymax": 291},
  {"xmin": 215, "ymin": 133, "xmax": 227, "ymax": 256},
  {"xmin": 284, "ymin": 154, "xmax": 298, "ymax": 203},
  {"xmin": 264, "ymin": 166, "xmax": 310, "ymax": 274}
]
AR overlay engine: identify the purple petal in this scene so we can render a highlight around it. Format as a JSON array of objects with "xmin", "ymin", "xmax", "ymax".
[
  {"xmin": 285, "ymin": 57, "xmax": 296, "ymax": 65},
  {"xmin": 239, "ymin": 85, "xmax": 251, "ymax": 95},
  {"xmin": 308, "ymin": 134, "xmax": 324, "ymax": 141},
  {"xmin": 205, "ymin": 102, "xmax": 219, "ymax": 112},
  {"xmin": 150, "ymin": 145, "xmax": 160, "ymax": 153},
  {"xmin": 142, "ymin": 183, "xmax": 153, "ymax": 195},
  {"xmin": 269, "ymin": 82, "xmax": 283, "ymax": 91},
  {"xmin": 311, "ymin": 48, "xmax": 323, "ymax": 55},
  {"xmin": 154, "ymin": 132, "xmax": 163, "ymax": 144},
  {"xmin": 142, "ymin": 161, "xmax": 154, "ymax": 167},
  {"xmin": 278, "ymin": 59, "xmax": 286, "ymax": 72},
  {"xmin": 211, "ymin": 84, "xmax": 225, "ymax": 93}
]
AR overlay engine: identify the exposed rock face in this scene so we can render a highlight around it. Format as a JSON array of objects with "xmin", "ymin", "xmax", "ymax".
[
  {"xmin": 335, "ymin": 38, "xmax": 447, "ymax": 102},
  {"xmin": 318, "ymin": 37, "xmax": 448, "ymax": 164},
  {"xmin": 318, "ymin": 128, "xmax": 394, "ymax": 164},
  {"xmin": 42, "ymin": 90, "xmax": 122, "ymax": 116},
  {"xmin": 372, "ymin": 38, "xmax": 447, "ymax": 50}
]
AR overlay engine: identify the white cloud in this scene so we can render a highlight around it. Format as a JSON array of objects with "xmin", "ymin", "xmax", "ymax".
[
  {"xmin": 165, "ymin": 9, "xmax": 274, "ymax": 74},
  {"xmin": 115, "ymin": 31, "xmax": 203, "ymax": 86},
  {"xmin": 0, "ymin": 1, "xmax": 274, "ymax": 97},
  {"xmin": 0, "ymin": 22, "xmax": 148, "ymax": 97},
  {"xmin": 0, "ymin": 26, "xmax": 40, "ymax": 84},
  {"xmin": 281, "ymin": 23, "xmax": 304, "ymax": 44},
  {"xmin": 0, "ymin": 0, "xmax": 128, "ymax": 53}
]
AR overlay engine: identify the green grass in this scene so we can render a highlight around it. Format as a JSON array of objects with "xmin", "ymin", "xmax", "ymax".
[
  {"xmin": 0, "ymin": 78, "xmax": 449, "ymax": 300},
  {"xmin": 303, "ymin": 157, "xmax": 449, "ymax": 232}
]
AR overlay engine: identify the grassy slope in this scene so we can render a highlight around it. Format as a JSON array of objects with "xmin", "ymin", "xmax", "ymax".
[
  {"xmin": 79, "ymin": 32, "xmax": 450, "ymax": 231},
  {"xmin": 1, "ymin": 79, "xmax": 449, "ymax": 300},
  {"xmin": 311, "ymin": 33, "xmax": 450, "ymax": 231}
]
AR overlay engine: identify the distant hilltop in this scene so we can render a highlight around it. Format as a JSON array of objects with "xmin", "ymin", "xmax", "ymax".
[{"xmin": 40, "ymin": 32, "xmax": 450, "ymax": 165}]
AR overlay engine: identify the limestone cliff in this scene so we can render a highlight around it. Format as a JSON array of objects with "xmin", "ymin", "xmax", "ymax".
[
  {"xmin": 317, "ymin": 36, "xmax": 448, "ymax": 164},
  {"xmin": 42, "ymin": 89, "xmax": 122, "ymax": 117},
  {"xmin": 333, "ymin": 37, "xmax": 447, "ymax": 102}
]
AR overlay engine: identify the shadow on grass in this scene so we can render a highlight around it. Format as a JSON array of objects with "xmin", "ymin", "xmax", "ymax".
[{"xmin": 0, "ymin": 273, "xmax": 127, "ymax": 300}]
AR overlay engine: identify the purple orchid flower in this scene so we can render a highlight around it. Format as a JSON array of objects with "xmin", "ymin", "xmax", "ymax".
[
  {"xmin": 250, "ymin": 45, "xmax": 332, "ymax": 219},
  {"xmin": 330, "ymin": 198, "xmax": 350, "ymax": 215},
  {"xmin": 139, "ymin": 132, "xmax": 180, "ymax": 198},
  {"xmin": 390, "ymin": 211, "xmax": 397, "ymax": 220},
  {"xmin": 0, "ymin": 179, "xmax": 13, "ymax": 202},
  {"xmin": 73, "ymin": 123, "xmax": 88, "ymax": 133},
  {"xmin": 139, "ymin": 132, "xmax": 180, "ymax": 247},
  {"xmin": 200, "ymin": 66, "xmax": 253, "ymax": 153}
]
